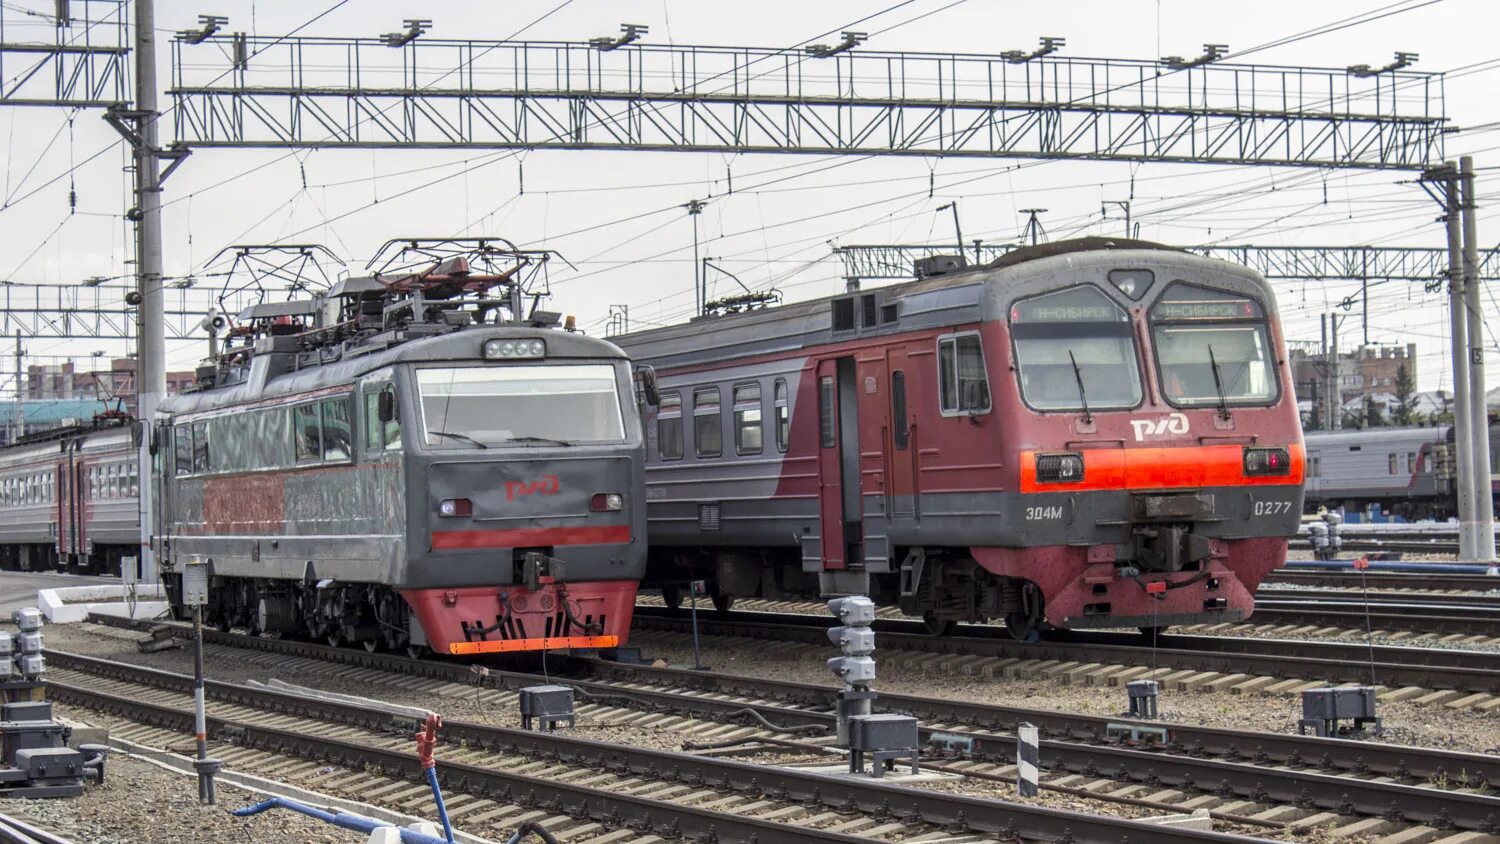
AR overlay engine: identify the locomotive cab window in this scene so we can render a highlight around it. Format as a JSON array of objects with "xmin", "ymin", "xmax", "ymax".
[
  {"xmin": 657, "ymin": 392, "xmax": 683, "ymax": 460},
  {"xmin": 733, "ymin": 383, "xmax": 762, "ymax": 455},
  {"xmin": 1011, "ymin": 286, "xmax": 1141, "ymax": 411},
  {"xmin": 174, "ymin": 424, "xmax": 193, "ymax": 476},
  {"xmin": 416, "ymin": 365, "xmax": 625, "ymax": 447},
  {"xmin": 321, "ymin": 397, "xmax": 352, "ymax": 462},
  {"xmin": 1150, "ymin": 283, "xmax": 1277, "ymax": 408},
  {"xmin": 937, "ymin": 333, "xmax": 991, "ymax": 415},
  {"xmin": 293, "ymin": 404, "xmax": 323, "ymax": 463}
]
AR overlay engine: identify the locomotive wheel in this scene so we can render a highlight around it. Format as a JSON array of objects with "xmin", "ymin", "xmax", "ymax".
[
  {"xmin": 1004, "ymin": 611, "xmax": 1042, "ymax": 644},
  {"xmin": 711, "ymin": 593, "xmax": 735, "ymax": 613},
  {"xmin": 362, "ymin": 639, "xmax": 381, "ymax": 653},
  {"xmin": 406, "ymin": 644, "xmax": 430, "ymax": 660},
  {"xmin": 921, "ymin": 612, "xmax": 956, "ymax": 637},
  {"xmin": 661, "ymin": 585, "xmax": 683, "ymax": 609}
]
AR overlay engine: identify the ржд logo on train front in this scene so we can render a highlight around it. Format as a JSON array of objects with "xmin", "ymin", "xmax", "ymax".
[{"xmin": 617, "ymin": 237, "xmax": 1303, "ymax": 642}]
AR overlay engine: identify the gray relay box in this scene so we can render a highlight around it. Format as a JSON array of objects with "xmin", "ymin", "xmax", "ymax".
[{"xmin": 518, "ymin": 685, "xmax": 575, "ymax": 731}]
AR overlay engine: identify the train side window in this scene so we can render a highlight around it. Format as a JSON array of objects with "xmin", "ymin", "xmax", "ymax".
[
  {"xmin": 382, "ymin": 388, "xmax": 401, "ymax": 451},
  {"xmin": 1408, "ymin": 451, "xmax": 1416, "ymax": 474},
  {"xmin": 174, "ymin": 424, "xmax": 193, "ymax": 476},
  {"xmin": 892, "ymin": 370, "xmax": 909, "ymax": 450},
  {"xmin": 937, "ymin": 334, "xmax": 991, "ymax": 415},
  {"xmin": 1388, "ymin": 453, "xmax": 1397, "ymax": 474},
  {"xmin": 127, "ymin": 462, "xmax": 138, "ymax": 497},
  {"xmin": 773, "ymin": 379, "xmax": 789, "ymax": 453},
  {"xmin": 321, "ymin": 397, "xmax": 352, "ymax": 462},
  {"xmin": 107, "ymin": 465, "xmax": 119, "ymax": 499},
  {"xmin": 293, "ymin": 404, "xmax": 322, "ymax": 463},
  {"xmin": 193, "ymin": 421, "xmax": 211, "ymax": 474},
  {"xmin": 733, "ymin": 383, "xmax": 763, "ymax": 455},
  {"xmin": 694, "ymin": 387, "xmax": 722, "ymax": 458},
  {"xmin": 363, "ymin": 390, "xmax": 383, "ymax": 453},
  {"xmin": 656, "ymin": 392, "xmax": 683, "ymax": 460},
  {"xmin": 819, "ymin": 376, "xmax": 836, "ymax": 448}
]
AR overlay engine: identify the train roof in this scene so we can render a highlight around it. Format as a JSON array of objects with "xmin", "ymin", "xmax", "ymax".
[{"xmin": 615, "ymin": 237, "xmax": 1269, "ymax": 371}]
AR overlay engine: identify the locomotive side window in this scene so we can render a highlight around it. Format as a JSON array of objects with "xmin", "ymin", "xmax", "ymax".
[
  {"xmin": 293, "ymin": 404, "xmax": 323, "ymax": 463},
  {"xmin": 773, "ymin": 379, "xmax": 789, "ymax": 453},
  {"xmin": 1150, "ymin": 283, "xmax": 1277, "ymax": 408},
  {"xmin": 892, "ymin": 370, "xmax": 909, "ymax": 450},
  {"xmin": 657, "ymin": 392, "xmax": 683, "ymax": 460},
  {"xmin": 733, "ymin": 383, "xmax": 763, "ymax": 455},
  {"xmin": 936, "ymin": 333, "xmax": 992, "ymax": 415},
  {"xmin": 174, "ymin": 424, "xmax": 193, "ymax": 476},
  {"xmin": 1011, "ymin": 286, "xmax": 1141, "ymax": 411},
  {"xmin": 694, "ymin": 387, "xmax": 722, "ymax": 458},
  {"xmin": 193, "ymin": 421, "xmax": 211, "ymax": 474},
  {"xmin": 321, "ymin": 397, "xmax": 353, "ymax": 462},
  {"xmin": 364, "ymin": 391, "xmax": 384, "ymax": 453}
]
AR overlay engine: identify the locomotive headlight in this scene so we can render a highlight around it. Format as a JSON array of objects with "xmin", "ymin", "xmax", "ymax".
[
  {"xmin": 438, "ymin": 498, "xmax": 473, "ymax": 517},
  {"xmin": 482, "ymin": 338, "xmax": 545, "ymax": 359},
  {"xmin": 1035, "ymin": 452, "xmax": 1084, "ymax": 483},
  {"xmin": 590, "ymin": 492, "xmax": 624, "ymax": 512},
  {"xmin": 1243, "ymin": 446, "xmax": 1292, "ymax": 477}
]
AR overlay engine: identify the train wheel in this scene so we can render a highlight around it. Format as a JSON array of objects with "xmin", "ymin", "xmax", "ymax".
[
  {"xmin": 1004, "ymin": 610, "xmax": 1042, "ymax": 644},
  {"xmin": 406, "ymin": 644, "xmax": 430, "ymax": 660},
  {"xmin": 362, "ymin": 639, "xmax": 381, "ymax": 653},
  {"xmin": 661, "ymin": 585, "xmax": 683, "ymax": 609},
  {"xmin": 921, "ymin": 612, "xmax": 956, "ymax": 637},
  {"xmin": 711, "ymin": 593, "xmax": 735, "ymax": 613}
]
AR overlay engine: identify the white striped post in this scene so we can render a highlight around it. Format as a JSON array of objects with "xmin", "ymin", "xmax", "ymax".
[{"xmin": 1017, "ymin": 722, "xmax": 1039, "ymax": 797}]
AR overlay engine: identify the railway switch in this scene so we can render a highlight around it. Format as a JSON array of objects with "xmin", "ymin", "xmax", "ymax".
[{"xmin": 519, "ymin": 685, "xmax": 576, "ymax": 731}]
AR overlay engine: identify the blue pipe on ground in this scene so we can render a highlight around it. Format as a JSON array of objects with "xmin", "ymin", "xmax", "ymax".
[
  {"xmin": 232, "ymin": 797, "xmax": 454, "ymax": 844},
  {"xmin": 426, "ymin": 766, "xmax": 455, "ymax": 843},
  {"xmin": 1283, "ymin": 560, "xmax": 1500, "ymax": 575}
]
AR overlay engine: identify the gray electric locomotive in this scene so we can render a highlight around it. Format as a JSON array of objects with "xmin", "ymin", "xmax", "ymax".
[{"xmin": 154, "ymin": 241, "xmax": 646, "ymax": 655}]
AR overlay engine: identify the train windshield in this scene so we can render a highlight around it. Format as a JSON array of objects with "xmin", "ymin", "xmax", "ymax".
[
  {"xmin": 416, "ymin": 364, "xmax": 625, "ymax": 447},
  {"xmin": 1150, "ymin": 283, "xmax": 1277, "ymax": 407},
  {"xmin": 1010, "ymin": 286, "xmax": 1143, "ymax": 411}
]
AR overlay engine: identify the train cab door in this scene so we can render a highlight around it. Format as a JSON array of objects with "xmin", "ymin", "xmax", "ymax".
[
  {"xmin": 885, "ymin": 347, "xmax": 917, "ymax": 520},
  {"xmin": 815, "ymin": 357, "xmax": 863, "ymax": 571},
  {"xmin": 1304, "ymin": 448, "xmax": 1321, "ymax": 497}
]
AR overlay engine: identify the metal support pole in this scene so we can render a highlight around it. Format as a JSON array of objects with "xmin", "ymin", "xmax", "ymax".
[
  {"xmin": 1460, "ymin": 156, "xmax": 1496, "ymax": 560},
  {"xmin": 12, "ymin": 333, "xmax": 23, "ymax": 442},
  {"xmin": 1443, "ymin": 166, "xmax": 1479, "ymax": 559},
  {"xmin": 685, "ymin": 200, "xmax": 707, "ymax": 317},
  {"xmin": 132, "ymin": 0, "xmax": 165, "ymax": 586},
  {"xmin": 688, "ymin": 580, "xmax": 705, "ymax": 671}
]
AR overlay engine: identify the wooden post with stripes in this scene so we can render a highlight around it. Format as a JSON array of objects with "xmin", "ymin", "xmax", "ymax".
[{"xmin": 1017, "ymin": 722, "xmax": 1039, "ymax": 797}]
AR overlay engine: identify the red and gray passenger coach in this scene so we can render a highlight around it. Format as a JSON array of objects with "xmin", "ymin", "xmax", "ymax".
[{"xmin": 616, "ymin": 238, "xmax": 1305, "ymax": 639}]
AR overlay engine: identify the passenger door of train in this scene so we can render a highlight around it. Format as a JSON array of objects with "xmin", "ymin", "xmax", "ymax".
[
  {"xmin": 816, "ymin": 357, "xmax": 862, "ymax": 570},
  {"xmin": 886, "ymin": 348, "xmax": 917, "ymax": 519},
  {"xmin": 55, "ymin": 457, "xmax": 72, "ymax": 561}
]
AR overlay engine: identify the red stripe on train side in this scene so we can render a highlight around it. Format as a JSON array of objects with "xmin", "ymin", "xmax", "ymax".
[
  {"xmin": 1018, "ymin": 443, "xmax": 1304, "ymax": 493},
  {"xmin": 430, "ymin": 524, "xmax": 631, "ymax": 550}
]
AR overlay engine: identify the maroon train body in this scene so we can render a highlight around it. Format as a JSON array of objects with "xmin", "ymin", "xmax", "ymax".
[{"xmin": 616, "ymin": 238, "xmax": 1306, "ymax": 638}]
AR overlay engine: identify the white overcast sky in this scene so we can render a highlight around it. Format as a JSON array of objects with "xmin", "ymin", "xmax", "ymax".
[{"xmin": 2, "ymin": 0, "xmax": 1498, "ymax": 393}]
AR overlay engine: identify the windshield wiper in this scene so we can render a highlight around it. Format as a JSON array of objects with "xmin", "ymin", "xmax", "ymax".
[
  {"xmin": 1207, "ymin": 344, "xmax": 1231, "ymax": 421},
  {"xmin": 429, "ymin": 430, "xmax": 489, "ymax": 449},
  {"xmin": 1067, "ymin": 350, "xmax": 1094, "ymax": 424},
  {"xmin": 505, "ymin": 435, "xmax": 574, "ymax": 447}
]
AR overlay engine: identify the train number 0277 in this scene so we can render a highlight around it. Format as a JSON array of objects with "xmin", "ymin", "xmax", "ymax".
[{"xmin": 1253, "ymin": 500, "xmax": 1292, "ymax": 516}]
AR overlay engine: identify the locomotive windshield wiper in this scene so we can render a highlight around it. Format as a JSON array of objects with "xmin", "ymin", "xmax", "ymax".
[
  {"xmin": 504, "ymin": 435, "xmax": 574, "ymax": 447},
  {"xmin": 1207, "ymin": 345, "xmax": 1231, "ymax": 421},
  {"xmin": 1067, "ymin": 350, "xmax": 1094, "ymax": 424},
  {"xmin": 430, "ymin": 430, "xmax": 490, "ymax": 449}
]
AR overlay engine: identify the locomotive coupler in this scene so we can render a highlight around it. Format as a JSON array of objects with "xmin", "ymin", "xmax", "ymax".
[
  {"xmin": 520, "ymin": 551, "xmax": 568, "ymax": 592},
  {"xmin": 1131, "ymin": 525, "xmax": 1212, "ymax": 573}
]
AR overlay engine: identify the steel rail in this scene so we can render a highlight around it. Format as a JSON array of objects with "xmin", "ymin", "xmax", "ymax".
[
  {"xmin": 45, "ymin": 651, "xmax": 1258, "ymax": 844},
  {"xmin": 1265, "ymin": 570, "xmax": 1500, "ymax": 591},
  {"xmin": 0, "ymin": 814, "xmax": 76, "ymax": 844},
  {"xmin": 78, "ymin": 617, "xmax": 1500, "ymax": 826},
  {"xmin": 1246, "ymin": 599, "xmax": 1500, "ymax": 636}
]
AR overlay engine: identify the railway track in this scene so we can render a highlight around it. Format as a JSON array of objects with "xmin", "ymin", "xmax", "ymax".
[
  {"xmin": 1266, "ymin": 568, "xmax": 1500, "ymax": 592},
  {"xmin": 627, "ymin": 606, "xmax": 1500, "ymax": 701},
  {"xmin": 46, "ymin": 647, "xmax": 1269, "ymax": 844},
  {"xmin": 76, "ymin": 615, "xmax": 1500, "ymax": 840},
  {"xmin": 1246, "ymin": 592, "xmax": 1500, "ymax": 638}
]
